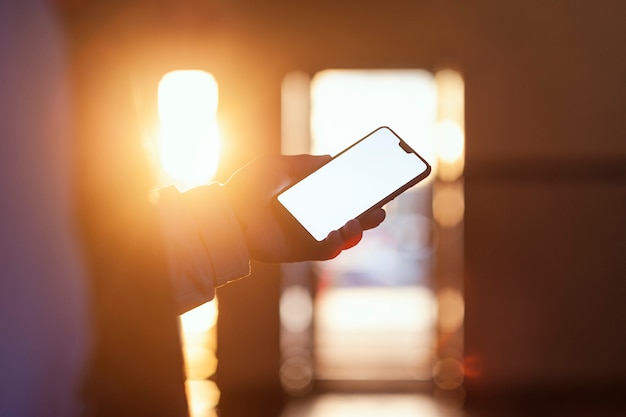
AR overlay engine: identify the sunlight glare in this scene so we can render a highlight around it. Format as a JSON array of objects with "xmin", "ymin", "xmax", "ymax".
[
  {"xmin": 180, "ymin": 300, "xmax": 219, "ymax": 334},
  {"xmin": 316, "ymin": 287, "xmax": 435, "ymax": 332},
  {"xmin": 185, "ymin": 380, "xmax": 220, "ymax": 417},
  {"xmin": 310, "ymin": 69, "xmax": 436, "ymax": 164},
  {"xmin": 158, "ymin": 70, "xmax": 221, "ymax": 190},
  {"xmin": 180, "ymin": 300, "xmax": 220, "ymax": 413},
  {"xmin": 307, "ymin": 394, "xmax": 441, "ymax": 417},
  {"xmin": 435, "ymin": 120, "xmax": 464, "ymax": 164},
  {"xmin": 435, "ymin": 69, "xmax": 465, "ymax": 181},
  {"xmin": 182, "ymin": 346, "xmax": 218, "ymax": 380},
  {"xmin": 433, "ymin": 182, "xmax": 465, "ymax": 228},
  {"xmin": 306, "ymin": 69, "xmax": 438, "ymax": 382}
]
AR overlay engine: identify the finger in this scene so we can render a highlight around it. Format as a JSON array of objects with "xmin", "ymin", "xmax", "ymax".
[
  {"xmin": 360, "ymin": 208, "xmax": 386, "ymax": 230},
  {"xmin": 340, "ymin": 219, "xmax": 364, "ymax": 250},
  {"xmin": 314, "ymin": 220, "xmax": 363, "ymax": 260},
  {"xmin": 315, "ymin": 229, "xmax": 344, "ymax": 260}
]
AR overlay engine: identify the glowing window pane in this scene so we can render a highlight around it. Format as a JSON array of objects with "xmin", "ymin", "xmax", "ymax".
[
  {"xmin": 310, "ymin": 70, "xmax": 437, "ymax": 382},
  {"xmin": 281, "ymin": 69, "xmax": 466, "ymax": 392},
  {"xmin": 310, "ymin": 69, "xmax": 436, "ymax": 164},
  {"xmin": 157, "ymin": 70, "xmax": 221, "ymax": 190},
  {"xmin": 435, "ymin": 69, "xmax": 465, "ymax": 181}
]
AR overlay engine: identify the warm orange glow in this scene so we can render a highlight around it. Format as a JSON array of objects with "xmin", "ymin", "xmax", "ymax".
[
  {"xmin": 432, "ymin": 182, "xmax": 465, "ymax": 227},
  {"xmin": 436, "ymin": 287, "xmax": 465, "ymax": 333},
  {"xmin": 281, "ymin": 71, "xmax": 312, "ymax": 155},
  {"xmin": 433, "ymin": 70, "xmax": 465, "ymax": 400},
  {"xmin": 435, "ymin": 70, "xmax": 465, "ymax": 182},
  {"xmin": 157, "ymin": 70, "xmax": 221, "ymax": 190},
  {"xmin": 462, "ymin": 355, "xmax": 482, "ymax": 379},
  {"xmin": 185, "ymin": 380, "xmax": 220, "ymax": 417},
  {"xmin": 156, "ymin": 70, "xmax": 222, "ymax": 415},
  {"xmin": 435, "ymin": 120, "xmax": 464, "ymax": 164},
  {"xmin": 289, "ymin": 394, "xmax": 441, "ymax": 417},
  {"xmin": 182, "ymin": 346, "xmax": 218, "ymax": 380},
  {"xmin": 316, "ymin": 287, "xmax": 434, "ymax": 332},
  {"xmin": 179, "ymin": 299, "xmax": 219, "ymax": 412},
  {"xmin": 314, "ymin": 287, "xmax": 436, "ymax": 381},
  {"xmin": 433, "ymin": 358, "xmax": 464, "ymax": 390},
  {"xmin": 300, "ymin": 69, "xmax": 438, "ymax": 383},
  {"xmin": 435, "ymin": 70, "xmax": 464, "ymax": 130},
  {"xmin": 310, "ymin": 69, "xmax": 436, "ymax": 163},
  {"xmin": 280, "ymin": 285, "xmax": 313, "ymax": 333},
  {"xmin": 180, "ymin": 300, "xmax": 219, "ymax": 334},
  {"xmin": 433, "ymin": 385, "xmax": 466, "ymax": 412}
]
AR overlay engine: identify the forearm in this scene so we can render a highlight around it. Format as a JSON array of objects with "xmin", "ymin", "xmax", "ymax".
[{"xmin": 157, "ymin": 184, "xmax": 250, "ymax": 315}]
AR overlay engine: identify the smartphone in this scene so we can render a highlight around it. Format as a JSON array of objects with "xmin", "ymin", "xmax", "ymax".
[{"xmin": 276, "ymin": 126, "xmax": 431, "ymax": 241}]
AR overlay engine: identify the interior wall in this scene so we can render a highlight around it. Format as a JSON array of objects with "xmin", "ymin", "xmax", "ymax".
[{"xmin": 459, "ymin": 1, "xmax": 626, "ymax": 409}]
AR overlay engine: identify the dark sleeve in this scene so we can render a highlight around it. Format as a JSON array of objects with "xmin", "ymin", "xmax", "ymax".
[{"xmin": 157, "ymin": 184, "xmax": 250, "ymax": 314}]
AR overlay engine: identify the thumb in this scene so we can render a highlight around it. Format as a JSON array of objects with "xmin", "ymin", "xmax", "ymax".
[{"xmin": 284, "ymin": 154, "xmax": 331, "ymax": 185}]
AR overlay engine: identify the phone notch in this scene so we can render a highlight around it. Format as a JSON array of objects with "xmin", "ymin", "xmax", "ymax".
[{"xmin": 398, "ymin": 139, "xmax": 414, "ymax": 154}]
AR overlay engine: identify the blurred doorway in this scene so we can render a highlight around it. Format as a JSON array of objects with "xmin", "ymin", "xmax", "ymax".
[{"xmin": 280, "ymin": 69, "xmax": 465, "ymax": 395}]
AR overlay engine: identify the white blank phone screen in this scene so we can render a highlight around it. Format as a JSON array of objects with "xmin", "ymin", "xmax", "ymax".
[{"xmin": 277, "ymin": 127, "xmax": 429, "ymax": 241}]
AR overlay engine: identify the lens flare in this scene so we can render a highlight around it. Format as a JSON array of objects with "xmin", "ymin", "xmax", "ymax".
[{"xmin": 157, "ymin": 70, "xmax": 221, "ymax": 189}]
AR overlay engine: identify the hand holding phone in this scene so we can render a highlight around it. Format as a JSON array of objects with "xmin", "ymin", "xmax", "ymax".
[
  {"xmin": 225, "ymin": 153, "xmax": 385, "ymax": 263},
  {"xmin": 277, "ymin": 126, "xmax": 431, "ymax": 241}
]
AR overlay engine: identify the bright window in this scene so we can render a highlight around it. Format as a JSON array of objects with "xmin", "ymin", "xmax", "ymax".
[
  {"xmin": 156, "ymin": 70, "xmax": 222, "ymax": 416},
  {"xmin": 157, "ymin": 70, "xmax": 222, "ymax": 190},
  {"xmin": 310, "ymin": 70, "xmax": 436, "ymax": 382},
  {"xmin": 281, "ymin": 69, "xmax": 466, "ymax": 395}
]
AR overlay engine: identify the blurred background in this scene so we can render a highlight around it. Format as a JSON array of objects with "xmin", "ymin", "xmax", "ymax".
[{"xmin": 60, "ymin": 0, "xmax": 626, "ymax": 416}]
